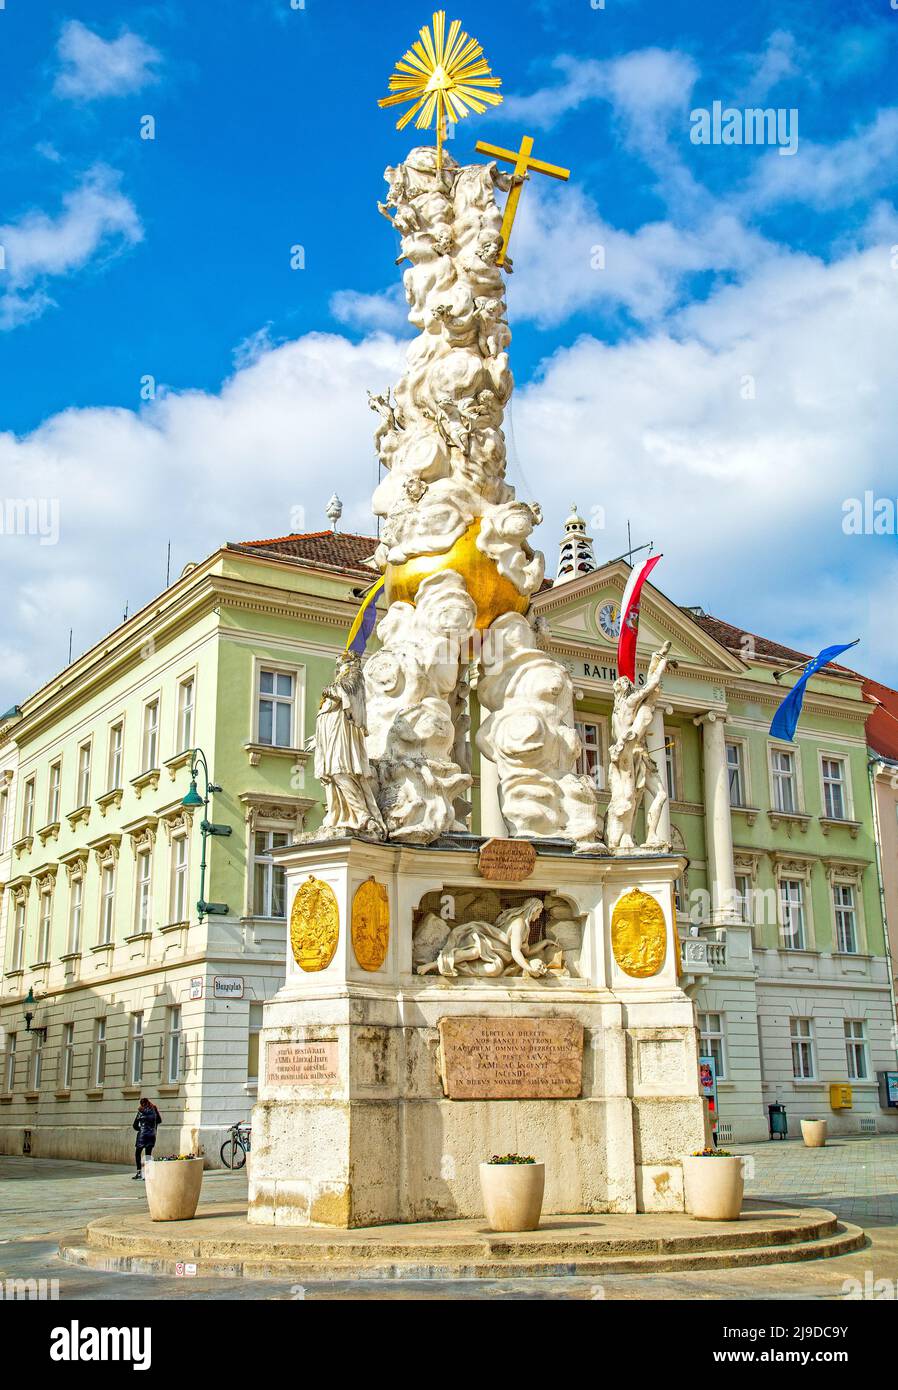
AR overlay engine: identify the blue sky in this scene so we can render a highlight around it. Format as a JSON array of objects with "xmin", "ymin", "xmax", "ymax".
[{"xmin": 1, "ymin": 0, "xmax": 897, "ymax": 706}]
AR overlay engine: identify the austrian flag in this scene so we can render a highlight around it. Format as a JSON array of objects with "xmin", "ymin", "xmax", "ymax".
[{"xmin": 617, "ymin": 554, "xmax": 662, "ymax": 682}]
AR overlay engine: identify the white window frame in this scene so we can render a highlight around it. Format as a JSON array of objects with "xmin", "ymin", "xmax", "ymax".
[
  {"xmin": 790, "ymin": 1017, "xmax": 816, "ymax": 1080},
  {"xmin": 247, "ymin": 1001, "xmax": 263, "ymax": 1085},
  {"xmin": 67, "ymin": 874, "xmax": 84, "ymax": 955},
  {"xmin": 129, "ymin": 1012, "xmax": 145, "ymax": 1087},
  {"xmin": 37, "ymin": 886, "xmax": 53, "ymax": 962},
  {"xmin": 252, "ymin": 828, "xmax": 289, "ymax": 918},
  {"xmin": 574, "ymin": 719, "xmax": 604, "ymax": 787},
  {"xmin": 726, "ymin": 738, "xmax": 748, "ymax": 808},
  {"xmin": 177, "ymin": 673, "xmax": 196, "ymax": 754},
  {"xmin": 170, "ymin": 833, "xmax": 189, "ymax": 924},
  {"xmin": 11, "ymin": 898, "xmax": 26, "ymax": 971},
  {"xmin": 3, "ymin": 1033, "xmax": 16, "ymax": 1092},
  {"xmin": 135, "ymin": 849, "xmax": 153, "ymax": 933},
  {"xmin": 29, "ymin": 1032, "xmax": 44, "ymax": 1091},
  {"xmin": 166, "ymin": 1005, "xmax": 182, "ymax": 1085},
  {"xmin": 769, "ymin": 744, "xmax": 801, "ymax": 815},
  {"xmin": 254, "ymin": 664, "xmax": 298, "ymax": 749},
  {"xmin": 76, "ymin": 739, "xmax": 92, "ymax": 808},
  {"xmin": 698, "ymin": 1012, "xmax": 727, "ymax": 1080},
  {"xmin": 22, "ymin": 777, "xmax": 35, "ymax": 837},
  {"xmin": 93, "ymin": 1018, "xmax": 107, "ymax": 1088},
  {"xmin": 733, "ymin": 872, "xmax": 752, "ymax": 923},
  {"xmin": 778, "ymin": 877, "xmax": 808, "ymax": 950},
  {"xmin": 99, "ymin": 863, "xmax": 116, "ymax": 945},
  {"xmin": 819, "ymin": 751, "xmax": 853, "ymax": 821},
  {"xmin": 142, "ymin": 697, "xmax": 161, "ymax": 773},
  {"xmin": 47, "ymin": 760, "xmax": 62, "ymax": 824},
  {"xmin": 107, "ymin": 719, "xmax": 124, "ymax": 791},
  {"xmin": 61, "ymin": 1021, "xmax": 75, "ymax": 1091},
  {"xmin": 663, "ymin": 728, "xmax": 681, "ymax": 803},
  {"xmin": 844, "ymin": 1020, "xmax": 869, "ymax": 1081},
  {"xmin": 0, "ymin": 786, "xmax": 8, "ymax": 852}
]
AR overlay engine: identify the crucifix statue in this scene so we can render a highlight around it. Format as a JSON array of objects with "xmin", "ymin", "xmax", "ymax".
[{"xmin": 474, "ymin": 134, "xmax": 571, "ymax": 265}]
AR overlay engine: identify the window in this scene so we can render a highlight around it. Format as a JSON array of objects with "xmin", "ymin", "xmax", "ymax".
[
  {"xmin": 177, "ymin": 677, "xmax": 195, "ymax": 752},
  {"xmin": 822, "ymin": 757, "xmax": 847, "ymax": 820},
  {"xmin": 845, "ymin": 1020, "xmax": 868, "ymax": 1081},
  {"xmin": 3, "ymin": 1033, "xmax": 16, "ymax": 1092},
  {"xmin": 47, "ymin": 761, "xmax": 61, "ymax": 823},
  {"xmin": 772, "ymin": 749, "xmax": 797, "ymax": 813},
  {"xmin": 129, "ymin": 1012, "xmax": 144, "ymax": 1086},
  {"xmin": 37, "ymin": 887, "xmax": 53, "ymax": 962},
  {"xmin": 833, "ymin": 882, "xmax": 858, "ymax": 954},
  {"xmin": 107, "ymin": 721, "xmax": 124, "ymax": 790},
  {"xmin": 99, "ymin": 864, "xmax": 116, "ymax": 945},
  {"xmin": 67, "ymin": 876, "xmax": 83, "ymax": 954},
  {"xmin": 0, "ymin": 787, "xmax": 7, "ymax": 851},
  {"xmin": 699, "ymin": 1012, "xmax": 727, "ymax": 1080},
  {"xmin": 252, "ymin": 831, "xmax": 288, "ymax": 917},
  {"xmin": 166, "ymin": 1006, "xmax": 182, "ymax": 1084},
  {"xmin": 247, "ymin": 1001, "xmax": 263, "ymax": 1084},
  {"xmin": 170, "ymin": 835, "xmax": 189, "ymax": 923},
  {"xmin": 673, "ymin": 876, "xmax": 686, "ymax": 915},
  {"xmin": 12, "ymin": 900, "xmax": 26, "ymax": 971},
  {"xmin": 135, "ymin": 850, "xmax": 152, "ymax": 933},
  {"xmin": 664, "ymin": 733, "xmax": 677, "ymax": 802},
  {"xmin": 142, "ymin": 699, "xmax": 160, "ymax": 771},
  {"xmin": 734, "ymin": 873, "xmax": 751, "ymax": 923},
  {"xmin": 77, "ymin": 741, "xmax": 91, "ymax": 807},
  {"xmin": 61, "ymin": 1022, "xmax": 74, "ymax": 1090},
  {"xmin": 29, "ymin": 1033, "xmax": 44, "ymax": 1091},
  {"xmin": 779, "ymin": 878, "xmax": 806, "ymax": 950},
  {"xmin": 575, "ymin": 721, "xmax": 602, "ymax": 784},
  {"xmin": 258, "ymin": 670, "xmax": 294, "ymax": 748},
  {"xmin": 22, "ymin": 778, "xmax": 35, "ymax": 837},
  {"xmin": 93, "ymin": 1018, "xmax": 107, "ymax": 1088},
  {"xmin": 790, "ymin": 1017, "xmax": 815, "ymax": 1079},
  {"xmin": 726, "ymin": 742, "xmax": 745, "ymax": 807}
]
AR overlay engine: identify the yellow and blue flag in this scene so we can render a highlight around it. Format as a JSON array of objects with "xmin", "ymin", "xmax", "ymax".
[
  {"xmin": 770, "ymin": 639, "xmax": 859, "ymax": 742},
  {"xmin": 345, "ymin": 576, "xmax": 385, "ymax": 655}
]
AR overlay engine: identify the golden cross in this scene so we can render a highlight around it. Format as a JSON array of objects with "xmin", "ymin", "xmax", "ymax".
[{"xmin": 474, "ymin": 134, "xmax": 571, "ymax": 266}]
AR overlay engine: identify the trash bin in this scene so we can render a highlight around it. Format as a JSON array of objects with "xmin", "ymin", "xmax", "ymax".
[{"xmin": 768, "ymin": 1103, "xmax": 788, "ymax": 1140}]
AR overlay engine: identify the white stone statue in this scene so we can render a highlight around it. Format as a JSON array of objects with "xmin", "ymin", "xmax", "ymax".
[
  {"xmin": 605, "ymin": 642, "xmax": 672, "ymax": 852},
  {"xmin": 416, "ymin": 896, "xmax": 562, "ymax": 979},
  {"xmin": 310, "ymin": 653, "xmax": 385, "ymax": 839}
]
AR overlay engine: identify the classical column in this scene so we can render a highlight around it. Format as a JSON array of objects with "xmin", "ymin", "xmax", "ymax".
[
  {"xmin": 694, "ymin": 711, "xmax": 738, "ymax": 923},
  {"xmin": 478, "ymin": 752, "xmax": 507, "ymax": 837},
  {"xmin": 649, "ymin": 706, "xmax": 672, "ymax": 847}
]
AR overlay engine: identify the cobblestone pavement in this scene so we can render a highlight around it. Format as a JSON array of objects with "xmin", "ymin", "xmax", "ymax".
[{"xmin": 1, "ymin": 1135, "xmax": 897, "ymax": 1300}]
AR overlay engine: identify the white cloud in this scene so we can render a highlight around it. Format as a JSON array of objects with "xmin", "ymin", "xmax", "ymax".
[
  {"xmin": 0, "ymin": 167, "xmax": 142, "ymax": 329},
  {"xmin": 53, "ymin": 20, "xmax": 161, "ymax": 101},
  {"xmin": 738, "ymin": 29, "xmax": 800, "ymax": 102},
  {"xmin": 741, "ymin": 108, "xmax": 898, "ymax": 212},
  {"xmin": 330, "ymin": 283, "xmax": 410, "ymax": 333}
]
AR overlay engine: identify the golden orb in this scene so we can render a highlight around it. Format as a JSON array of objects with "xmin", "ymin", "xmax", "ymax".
[{"xmin": 383, "ymin": 520, "xmax": 530, "ymax": 632}]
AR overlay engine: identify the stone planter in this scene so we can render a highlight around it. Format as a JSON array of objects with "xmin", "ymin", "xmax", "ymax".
[
  {"xmin": 479, "ymin": 1162, "xmax": 545, "ymax": 1232},
  {"xmin": 801, "ymin": 1118, "xmax": 828, "ymax": 1148},
  {"xmin": 145, "ymin": 1158, "xmax": 204, "ymax": 1221},
  {"xmin": 682, "ymin": 1155, "xmax": 744, "ymax": 1221}
]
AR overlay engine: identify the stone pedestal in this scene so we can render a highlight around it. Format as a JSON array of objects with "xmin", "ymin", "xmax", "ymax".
[{"xmin": 247, "ymin": 838, "xmax": 706, "ymax": 1228}]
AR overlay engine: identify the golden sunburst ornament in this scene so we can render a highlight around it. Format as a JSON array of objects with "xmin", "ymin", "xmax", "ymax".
[{"xmin": 378, "ymin": 10, "xmax": 503, "ymax": 169}]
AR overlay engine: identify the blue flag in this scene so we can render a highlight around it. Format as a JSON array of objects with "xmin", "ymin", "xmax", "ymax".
[
  {"xmin": 770, "ymin": 640, "xmax": 859, "ymax": 742},
  {"xmin": 345, "ymin": 576, "xmax": 385, "ymax": 655}
]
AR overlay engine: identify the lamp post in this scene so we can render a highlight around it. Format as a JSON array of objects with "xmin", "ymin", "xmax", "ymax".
[
  {"xmin": 181, "ymin": 748, "xmax": 231, "ymax": 921},
  {"xmin": 23, "ymin": 986, "xmax": 46, "ymax": 1037}
]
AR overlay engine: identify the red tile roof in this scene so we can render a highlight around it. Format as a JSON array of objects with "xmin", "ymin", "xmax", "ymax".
[
  {"xmin": 229, "ymin": 529, "xmax": 379, "ymax": 576},
  {"xmin": 863, "ymin": 678, "xmax": 898, "ymax": 761},
  {"xmin": 685, "ymin": 610, "xmax": 860, "ymax": 679}
]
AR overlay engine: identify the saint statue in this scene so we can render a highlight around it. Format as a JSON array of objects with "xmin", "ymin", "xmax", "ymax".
[
  {"xmin": 605, "ymin": 641, "xmax": 671, "ymax": 851},
  {"xmin": 416, "ymin": 896, "xmax": 561, "ymax": 979},
  {"xmin": 311, "ymin": 653, "xmax": 385, "ymax": 839}
]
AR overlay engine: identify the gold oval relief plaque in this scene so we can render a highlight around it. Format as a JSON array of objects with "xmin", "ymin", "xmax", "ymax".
[
  {"xmin": 611, "ymin": 888, "xmax": 667, "ymax": 978},
  {"xmin": 351, "ymin": 877, "xmax": 390, "ymax": 972},
  {"xmin": 290, "ymin": 876, "xmax": 339, "ymax": 973}
]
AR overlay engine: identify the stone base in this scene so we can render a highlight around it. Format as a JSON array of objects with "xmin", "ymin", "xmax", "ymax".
[{"xmin": 248, "ymin": 837, "xmax": 707, "ymax": 1227}]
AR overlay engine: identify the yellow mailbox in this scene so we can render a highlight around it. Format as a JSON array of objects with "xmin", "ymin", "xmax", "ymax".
[{"xmin": 829, "ymin": 1083, "xmax": 853, "ymax": 1110}]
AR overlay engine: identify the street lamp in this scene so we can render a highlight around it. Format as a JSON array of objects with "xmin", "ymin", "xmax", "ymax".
[
  {"xmin": 181, "ymin": 747, "xmax": 231, "ymax": 921},
  {"xmin": 23, "ymin": 987, "xmax": 46, "ymax": 1037}
]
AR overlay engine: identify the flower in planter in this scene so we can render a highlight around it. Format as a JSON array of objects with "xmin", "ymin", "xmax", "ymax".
[
  {"xmin": 690, "ymin": 1148, "xmax": 733, "ymax": 1157},
  {"xmin": 488, "ymin": 1153, "xmax": 536, "ymax": 1165},
  {"xmin": 153, "ymin": 1153, "xmax": 201, "ymax": 1162}
]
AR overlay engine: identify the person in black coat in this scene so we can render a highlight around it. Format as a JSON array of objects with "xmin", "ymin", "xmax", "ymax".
[{"xmin": 132, "ymin": 1097, "xmax": 162, "ymax": 1178}]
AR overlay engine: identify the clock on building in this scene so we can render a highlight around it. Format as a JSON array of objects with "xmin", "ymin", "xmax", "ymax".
[{"xmin": 598, "ymin": 601, "xmax": 621, "ymax": 641}]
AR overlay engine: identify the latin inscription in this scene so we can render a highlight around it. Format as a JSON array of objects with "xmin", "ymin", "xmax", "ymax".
[
  {"xmin": 439, "ymin": 1016, "xmax": 583, "ymax": 1099},
  {"xmin": 266, "ymin": 1040, "xmax": 340, "ymax": 1087}
]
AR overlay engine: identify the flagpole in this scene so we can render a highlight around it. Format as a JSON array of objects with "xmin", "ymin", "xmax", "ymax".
[{"xmin": 773, "ymin": 639, "xmax": 860, "ymax": 683}]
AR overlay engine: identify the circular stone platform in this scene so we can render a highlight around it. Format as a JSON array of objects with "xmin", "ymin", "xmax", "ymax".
[{"xmin": 60, "ymin": 1199, "xmax": 865, "ymax": 1282}]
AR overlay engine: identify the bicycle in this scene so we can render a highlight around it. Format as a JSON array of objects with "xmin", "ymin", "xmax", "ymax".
[{"xmin": 220, "ymin": 1121, "xmax": 252, "ymax": 1169}]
